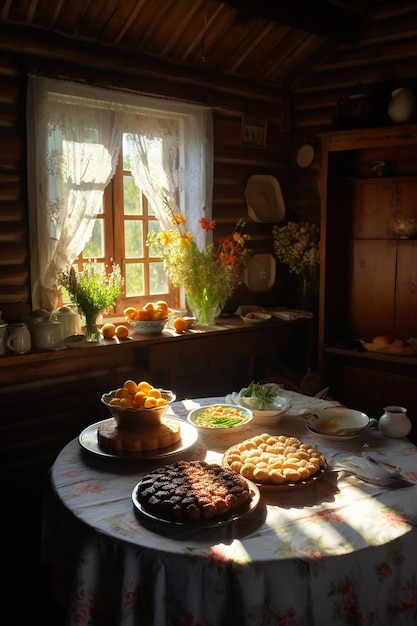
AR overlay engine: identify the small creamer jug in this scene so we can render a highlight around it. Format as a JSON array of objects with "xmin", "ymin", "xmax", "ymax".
[
  {"xmin": 6, "ymin": 322, "xmax": 31, "ymax": 354},
  {"xmin": 378, "ymin": 406, "xmax": 412, "ymax": 438}
]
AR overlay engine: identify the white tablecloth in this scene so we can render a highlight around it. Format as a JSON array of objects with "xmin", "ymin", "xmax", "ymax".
[{"xmin": 46, "ymin": 394, "xmax": 417, "ymax": 626}]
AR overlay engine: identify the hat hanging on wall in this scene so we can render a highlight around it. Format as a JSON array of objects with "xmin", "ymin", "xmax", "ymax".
[{"xmin": 245, "ymin": 175, "xmax": 286, "ymax": 223}]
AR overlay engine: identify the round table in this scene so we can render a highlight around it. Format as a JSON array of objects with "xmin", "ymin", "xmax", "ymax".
[{"xmin": 46, "ymin": 393, "xmax": 417, "ymax": 626}]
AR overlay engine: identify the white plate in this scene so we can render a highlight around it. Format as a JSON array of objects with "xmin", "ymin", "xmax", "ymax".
[
  {"xmin": 240, "ymin": 313, "xmax": 272, "ymax": 324},
  {"xmin": 306, "ymin": 423, "xmax": 361, "ymax": 441},
  {"xmin": 244, "ymin": 253, "xmax": 276, "ymax": 292},
  {"xmin": 78, "ymin": 417, "xmax": 198, "ymax": 460},
  {"xmin": 132, "ymin": 477, "xmax": 260, "ymax": 527}
]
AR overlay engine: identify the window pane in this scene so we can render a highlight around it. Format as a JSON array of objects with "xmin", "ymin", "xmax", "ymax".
[
  {"xmin": 125, "ymin": 221, "xmax": 143, "ymax": 258},
  {"xmin": 149, "ymin": 261, "xmax": 169, "ymax": 294},
  {"xmin": 83, "ymin": 219, "xmax": 104, "ymax": 258},
  {"xmin": 147, "ymin": 220, "xmax": 161, "ymax": 258},
  {"xmin": 125, "ymin": 263, "xmax": 144, "ymax": 297},
  {"xmin": 124, "ymin": 176, "xmax": 142, "ymax": 215}
]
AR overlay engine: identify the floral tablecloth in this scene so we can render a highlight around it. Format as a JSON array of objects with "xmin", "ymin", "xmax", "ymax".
[{"xmin": 46, "ymin": 394, "xmax": 417, "ymax": 626}]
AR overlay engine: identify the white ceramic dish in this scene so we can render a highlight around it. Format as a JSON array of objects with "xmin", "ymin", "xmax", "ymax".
[
  {"xmin": 187, "ymin": 403, "xmax": 253, "ymax": 434},
  {"xmin": 305, "ymin": 407, "xmax": 377, "ymax": 439},
  {"xmin": 240, "ymin": 313, "xmax": 272, "ymax": 324},
  {"xmin": 225, "ymin": 388, "xmax": 290, "ymax": 426}
]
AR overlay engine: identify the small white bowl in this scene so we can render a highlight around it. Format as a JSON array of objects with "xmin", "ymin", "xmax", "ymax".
[
  {"xmin": 128, "ymin": 318, "xmax": 168, "ymax": 334},
  {"xmin": 233, "ymin": 387, "xmax": 290, "ymax": 426},
  {"xmin": 187, "ymin": 403, "xmax": 253, "ymax": 434}
]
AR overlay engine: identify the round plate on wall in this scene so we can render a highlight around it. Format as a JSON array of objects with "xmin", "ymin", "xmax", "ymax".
[{"xmin": 296, "ymin": 144, "xmax": 315, "ymax": 168}]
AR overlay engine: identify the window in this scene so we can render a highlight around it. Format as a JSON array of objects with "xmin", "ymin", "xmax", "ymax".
[
  {"xmin": 27, "ymin": 77, "xmax": 213, "ymax": 313},
  {"xmin": 75, "ymin": 135, "xmax": 179, "ymax": 315}
]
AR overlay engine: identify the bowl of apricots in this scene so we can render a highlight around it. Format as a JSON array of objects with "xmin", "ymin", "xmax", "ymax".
[
  {"xmin": 124, "ymin": 301, "xmax": 170, "ymax": 334},
  {"xmin": 101, "ymin": 379, "xmax": 176, "ymax": 429}
]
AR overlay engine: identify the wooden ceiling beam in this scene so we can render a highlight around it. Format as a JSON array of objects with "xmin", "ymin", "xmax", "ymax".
[{"xmin": 217, "ymin": 0, "xmax": 369, "ymax": 44}]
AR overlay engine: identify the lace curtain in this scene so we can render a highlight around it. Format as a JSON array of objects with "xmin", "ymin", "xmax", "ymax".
[{"xmin": 27, "ymin": 77, "xmax": 213, "ymax": 311}]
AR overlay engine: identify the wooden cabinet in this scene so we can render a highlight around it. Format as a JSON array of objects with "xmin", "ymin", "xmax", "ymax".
[{"xmin": 319, "ymin": 125, "xmax": 417, "ymax": 443}]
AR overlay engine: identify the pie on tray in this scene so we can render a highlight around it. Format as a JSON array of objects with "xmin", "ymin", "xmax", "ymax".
[
  {"xmin": 136, "ymin": 460, "xmax": 252, "ymax": 521},
  {"xmin": 222, "ymin": 433, "xmax": 326, "ymax": 486}
]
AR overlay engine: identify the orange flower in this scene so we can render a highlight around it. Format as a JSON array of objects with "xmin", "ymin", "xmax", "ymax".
[{"xmin": 199, "ymin": 217, "xmax": 216, "ymax": 231}]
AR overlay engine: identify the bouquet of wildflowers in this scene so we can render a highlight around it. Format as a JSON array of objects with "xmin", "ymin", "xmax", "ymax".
[
  {"xmin": 57, "ymin": 261, "xmax": 123, "ymax": 318},
  {"xmin": 146, "ymin": 197, "xmax": 250, "ymax": 321},
  {"xmin": 272, "ymin": 221, "xmax": 320, "ymax": 276}
]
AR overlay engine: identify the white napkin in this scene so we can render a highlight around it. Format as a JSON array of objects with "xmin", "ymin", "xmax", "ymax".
[{"xmin": 329, "ymin": 455, "xmax": 413, "ymax": 486}]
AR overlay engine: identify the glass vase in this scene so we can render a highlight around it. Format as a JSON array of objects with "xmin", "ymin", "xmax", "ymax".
[
  {"xmin": 187, "ymin": 292, "xmax": 220, "ymax": 326},
  {"xmin": 294, "ymin": 274, "xmax": 318, "ymax": 313},
  {"xmin": 83, "ymin": 311, "xmax": 101, "ymax": 342}
]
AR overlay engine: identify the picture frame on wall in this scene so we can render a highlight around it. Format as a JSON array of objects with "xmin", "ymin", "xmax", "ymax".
[{"xmin": 241, "ymin": 117, "xmax": 267, "ymax": 147}]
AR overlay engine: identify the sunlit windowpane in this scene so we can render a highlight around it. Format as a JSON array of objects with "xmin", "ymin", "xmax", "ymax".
[
  {"xmin": 125, "ymin": 221, "xmax": 143, "ymax": 258},
  {"xmin": 124, "ymin": 176, "xmax": 142, "ymax": 215},
  {"xmin": 125, "ymin": 263, "xmax": 144, "ymax": 297},
  {"xmin": 83, "ymin": 219, "xmax": 104, "ymax": 258},
  {"xmin": 149, "ymin": 261, "xmax": 169, "ymax": 294},
  {"xmin": 147, "ymin": 220, "xmax": 161, "ymax": 258}
]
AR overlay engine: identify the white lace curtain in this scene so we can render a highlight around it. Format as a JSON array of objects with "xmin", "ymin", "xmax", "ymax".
[{"xmin": 27, "ymin": 77, "xmax": 213, "ymax": 311}]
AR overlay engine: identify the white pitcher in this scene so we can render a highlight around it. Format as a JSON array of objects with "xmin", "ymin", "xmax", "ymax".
[
  {"xmin": 378, "ymin": 406, "xmax": 412, "ymax": 438},
  {"xmin": 6, "ymin": 322, "xmax": 32, "ymax": 354}
]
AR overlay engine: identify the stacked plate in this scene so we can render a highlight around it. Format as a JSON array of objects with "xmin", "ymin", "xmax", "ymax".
[{"xmin": 306, "ymin": 408, "xmax": 377, "ymax": 440}]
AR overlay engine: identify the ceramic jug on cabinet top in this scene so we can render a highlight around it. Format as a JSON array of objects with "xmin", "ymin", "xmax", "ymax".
[
  {"xmin": 378, "ymin": 406, "xmax": 412, "ymax": 438},
  {"xmin": 6, "ymin": 322, "xmax": 31, "ymax": 354},
  {"xmin": 387, "ymin": 88, "xmax": 414, "ymax": 123}
]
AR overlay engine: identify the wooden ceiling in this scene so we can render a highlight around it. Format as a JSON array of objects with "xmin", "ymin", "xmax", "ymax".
[{"xmin": 0, "ymin": 0, "xmax": 415, "ymax": 90}]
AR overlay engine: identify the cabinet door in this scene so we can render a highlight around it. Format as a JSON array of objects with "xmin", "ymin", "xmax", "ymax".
[
  {"xmin": 396, "ymin": 243, "xmax": 417, "ymax": 337},
  {"xmin": 350, "ymin": 240, "xmax": 396, "ymax": 337}
]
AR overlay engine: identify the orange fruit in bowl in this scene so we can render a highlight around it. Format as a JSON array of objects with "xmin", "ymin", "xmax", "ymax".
[
  {"xmin": 156, "ymin": 300, "xmax": 169, "ymax": 317},
  {"xmin": 123, "ymin": 307, "xmax": 137, "ymax": 320},
  {"xmin": 115, "ymin": 387, "xmax": 129, "ymax": 399},
  {"xmin": 148, "ymin": 387, "xmax": 162, "ymax": 399},
  {"xmin": 136, "ymin": 309, "xmax": 151, "ymax": 321},
  {"xmin": 115, "ymin": 325, "xmax": 129, "ymax": 339},
  {"xmin": 120, "ymin": 396, "xmax": 134, "ymax": 408},
  {"xmin": 144, "ymin": 396, "xmax": 158, "ymax": 408},
  {"xmin": 137, "ymin": 381, "xmax": 152, "ymax": 393},
  {"xmin": 133, "ymin": 391, "xmax": 147, "ymax": 406},
  {"xmin": 173, "ymin": 317, "xmax": 187, "ymax": 333},
  {"xmin": 123, "ymin": 379, "xmax": 138, "ymax": 395}
]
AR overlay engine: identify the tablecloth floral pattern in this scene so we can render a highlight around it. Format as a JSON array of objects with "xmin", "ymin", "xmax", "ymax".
[{"xmin": 46, "ymin": 394, "xmax": 417, "ymax": 626}]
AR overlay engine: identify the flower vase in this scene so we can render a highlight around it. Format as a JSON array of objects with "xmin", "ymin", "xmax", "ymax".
[
  {"xmin": 294, "ymin": 274, "xmax": 318, "ymax": 313},
  {"xmin": 84, "ymin": 312, "xmax": 101, "ymax": 342},
  {"xmin": 187, "ymin": 292, "xmax": 220, "ymax": 326}
]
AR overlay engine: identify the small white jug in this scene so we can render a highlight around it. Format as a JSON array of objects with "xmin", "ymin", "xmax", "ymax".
[
  {"xmin": 378, "ymin": 406, "xmax": 412, "ymax": 438},
  {"xmin": 6, "ymin": 322, "xmax": 32, "ymax": 354}
]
